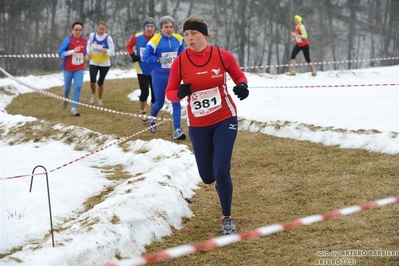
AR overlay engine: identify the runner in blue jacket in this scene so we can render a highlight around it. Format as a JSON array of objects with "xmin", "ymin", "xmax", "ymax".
[{"xmin": 142, "ymin": 16, "xmax": 186, "ymax": 140}]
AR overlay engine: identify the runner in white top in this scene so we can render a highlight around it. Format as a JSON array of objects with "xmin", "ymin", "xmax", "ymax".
[{"xmin": 87, "ymin": 21, "xmax": 115, "ymax": 106}]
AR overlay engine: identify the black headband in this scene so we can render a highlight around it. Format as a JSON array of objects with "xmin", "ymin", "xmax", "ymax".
[{"xmin": 183, "ymin": 21, "xmax": 208, "ymax": 36}]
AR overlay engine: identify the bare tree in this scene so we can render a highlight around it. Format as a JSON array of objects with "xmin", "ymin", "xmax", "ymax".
[{"xmin": 1, "ymin": 0, "xmax": 398, "ymax": 76}]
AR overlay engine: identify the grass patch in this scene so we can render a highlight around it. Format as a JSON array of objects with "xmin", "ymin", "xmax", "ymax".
[
  {"xmin": 4, "ymin": 78, "xmax": 176, "ymax": 142},
  {"xmin": 97, "ymin": 164, "xmax": 132, "ymax": 181},
  {"xmin": 0, "ymin": 247, "xmax": 23, "ymax": 260},
  {"xmin": 4, "ymin": 76, "xmax": 399, "ymax": 265},
  {"xmin": 82, "ymin": 185, "xmax": 116, "ymax": 213}
]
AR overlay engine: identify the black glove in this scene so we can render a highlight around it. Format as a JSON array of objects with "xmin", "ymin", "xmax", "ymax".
[
  {"xmin": 130, "ymin": 54, "xmax": 141, "ymax": 62},
  {"xmin": 177, "ymin": 83, "xmax": 192, "ymax": 99},
  {"xmin": 233, "ymin": 82, "xmax": 249, "ymax": 101}
]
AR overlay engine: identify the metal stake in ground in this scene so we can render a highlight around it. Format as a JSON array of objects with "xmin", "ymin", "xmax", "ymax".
[{"xmin": 29, "ymin": 165, "xmax": 55, "ymax": 247}]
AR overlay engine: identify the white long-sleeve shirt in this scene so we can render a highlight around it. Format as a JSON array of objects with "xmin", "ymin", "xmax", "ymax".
[{"xmin": 87, "ymin": 32, "xmax": 115, "ymax": 67}]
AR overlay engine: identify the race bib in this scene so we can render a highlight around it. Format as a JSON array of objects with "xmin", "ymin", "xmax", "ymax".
[
  {"xmin": 91, "ymin": 43, "xmax": 103, "ymax": 55},
  {"xmin": 140, "ymin": 47, "xmax": 145, "ymax": 57},
  {"xmin": 160, "ymin": 51, "xmax": 177, "ymax": 68},
  {"xmin": 72, "ymin": 53, "xmax": 84, "ymax": 65},
  {"xmin": 295, "ymin": 36, "xmax": 303, "ymax": 43},
  {"xmin": 190, "ymin": 87, "xmax": 222, "ymax": 117}
]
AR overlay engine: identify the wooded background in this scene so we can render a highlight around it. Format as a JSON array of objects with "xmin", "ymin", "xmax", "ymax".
[{"xmin": 0, "ymin": 0, "xmax": 398, "ymax": 75}]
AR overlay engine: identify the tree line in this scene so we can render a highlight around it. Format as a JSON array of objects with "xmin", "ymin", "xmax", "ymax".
[{"xmin": 0, "ymin": 0, "xmax": 398, "ymax": 76}]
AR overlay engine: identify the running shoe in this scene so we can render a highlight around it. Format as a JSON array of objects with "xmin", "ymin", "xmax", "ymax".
[
  {"xmin": 140, "ymin": 111, "xmax": 148, "ymax": 124},
  {"xmin": 221, "ymin": 217, "xmax": 237, "ymax": 235},
  {"xmin": 71, "ymin": 108, "xmax": 80, "ymax": 116},
  {"xmin": 62, "ymin": 100, "xmax": 67, "ymax": 109},
  {"xmin": 149, "ymin": 119, "xmax": 156, "ymax": 133},
  {"xmin": 141, "ymin": 116, "xmax": 149, "ymax": 125},
  {"xmin": 90, "ymin": 95, "xmax": 95, "ymax": 104},
  {"xmin": 173, "ymin": 128, "xmax": 186, "ymax": 140}
]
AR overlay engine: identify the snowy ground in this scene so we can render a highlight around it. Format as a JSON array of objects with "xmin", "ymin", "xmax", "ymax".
[{"xmin": 0, "ymin": 65, "xmax": 398, "ymax": 265}]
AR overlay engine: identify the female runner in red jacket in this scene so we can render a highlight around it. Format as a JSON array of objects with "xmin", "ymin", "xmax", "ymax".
[{"xmin": 165, "ymin": 16, "xmax": 249, "ymax": 235}]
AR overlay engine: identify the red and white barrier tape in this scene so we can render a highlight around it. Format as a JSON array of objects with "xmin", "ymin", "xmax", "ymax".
[
  {"xmin": 0, "ymin": 66, "xmax": 156, "ymax": 119},
  {"xmin": 252, "ymin": 83, "xmax": 399, "ymax": 89},
  {"xmin": 0, "ymin": 53, "xmax": 398, "ymax": 70},
  {"xmin": 0, "ymin": 53, "xmax": 60, "ymax": 58},
  {"xmin": 0, "ymin": 51, "xmax": 129, "ymax": 58},
  {"xmin": 0, "ymin": 66, "xmax": 171, "ymax": 180},
  {"xmin": 241, "ymin": 57, "xmax": 399, "ymax": 70},
  {"xmin": 107, "ymin": 196, "xmax": 399, "ymax": 266},
  {"xmin": 0, "ymin": 119, "xmax": 167, "ymax": 180}
]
